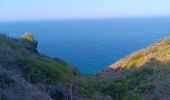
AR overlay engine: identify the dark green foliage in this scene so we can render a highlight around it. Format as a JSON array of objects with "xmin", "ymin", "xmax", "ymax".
[
  {"xmin": 20, "ymin": 39, "xmax": 38, "ymax": 52},
  {"xmin": 42, "ymin": 84, "xmax": 65, "ymax": 100},
  {"xmin": 0, "ymin": 34, "xmax": 79, "ymax": 83},
  {"xmin": 0, "ymin": 34, "xmax": 80, "ymax": 100},
  {"xmin": 127, "ymin": 67, "xmax": 153, "ymax": 89},
  {"xmin": 74, "ymin": 77, "xmax": 128, "ymax": 99},
  {"xmin": 128, "ymin": 67, "xmax": 154, "ymax": 79},
  {"xmin": 102, "ymin": 78, "xmax": 128, "ymax": 100},
  {"xmin": 0, "ymin": 34, "xmax": 37, "ymax": 52},
  {"xmin": 123, "ymin": 92, "xmax": 140, "ymax": 100},
  {"xmin": 75, "ymin": 67, "xmax": 154, "ymax": 100},
  {"xmin": 0, "ymin": 34, "xmax": 163, "ymax": 100},
  {"xmin": 137, "ymin": 80, "xmax": 154, "ymax": 93},
  {"xmin": 0, "ymin": 72, "xmax": 13, "ymax": 88},
  {"xmin": 13, "ymin": 53, "xmax": 78, "ymax": 83},
  {"xmin": 73, "ymin": 78, "xmax": 105, "ymax": 98}
]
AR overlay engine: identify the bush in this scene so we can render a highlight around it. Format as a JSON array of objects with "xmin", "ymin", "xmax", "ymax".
[
  {"xmin": 127, "ymin": 67, "xmax": 153, "ymax": 89},
  {"xmin": 123, "ymin": 92, "xmax": 140, "ymax": 100},
  {"xmin": 0, "ymin": 72, "xmax": 13, "ymax": 88},
  {"xmin": 137, "ymin": 80, "xmax": 154, "ymax": 93},
  {"xmin": 102, "ymin": 78, "xmax": 128, "ymax": 100}
]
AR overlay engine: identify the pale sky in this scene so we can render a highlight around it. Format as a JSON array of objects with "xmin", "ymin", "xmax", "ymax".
[{"xmin": 0, "ymin": 0, "xmax": 170, "ymax": 21}]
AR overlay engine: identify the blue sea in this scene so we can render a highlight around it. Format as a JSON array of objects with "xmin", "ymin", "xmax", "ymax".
[{"xmin": 0, "ymin": 17, "xmax": 170, "ymax": 73}]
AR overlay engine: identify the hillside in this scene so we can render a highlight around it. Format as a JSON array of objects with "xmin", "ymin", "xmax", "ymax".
[
  {"xmin": 1, "ymin": 33, "xmax": 170, "ymax": 100},
  {"xmin": 99, "ymin": 37, "xmax": 170, "ymax": 75},
  {"xmin": 0, "ymin": 33, "xmax": 82, "ymax": 100},
  {"xmin": 98, "ymin": 37, "xmax": 170, "ymax": 99},
  {"xmin": 109, "ymin": 37, "xmax": 170, "ymax": 70}
]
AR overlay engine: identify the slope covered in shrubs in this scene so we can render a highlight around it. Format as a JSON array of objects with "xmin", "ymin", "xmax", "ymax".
[
  {"xmin": 0, "ymin": 33, "xmax": 81, "ymax": 100},
  {"xmin": 98, "ymin": 37, "xmax": 170, "ymax": 100},
  {"xmin": 1, "ymin": 33, "xmax": 170, "ymax": 100}
]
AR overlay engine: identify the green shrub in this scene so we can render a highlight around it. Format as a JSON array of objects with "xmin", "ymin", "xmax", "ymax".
[
  {"xmin": 102, "ymin": 78, "xmax": 128, "ymax": 100},
  {"xmin": 123, "ymin": 92, "xmax": 140, "ymax": 100},
  {"xmin": 127, "ymin": 67, "xmax": 153, "ymax": 81},
  {"xmin": 137, "ymin": 80, "xmax": 154, "ymax": 93}
]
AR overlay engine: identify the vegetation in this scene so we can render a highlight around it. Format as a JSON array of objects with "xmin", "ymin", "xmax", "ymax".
[
  {"xmin": 75, "ymin": 67, "xmax": 155, "ymax": 99},
  {"xmin": 0, "ymin": 34, "xmax": 80, "ymax": 100},
  {"xmin": 123, "ymin": 92, "xmax": 140, "ymax": 100},
  {"xmin": 0, "ymin": 70, "xmax": 13, "ymax": 89},
  {"xmin": 1, "ymin": 34, "xmax": 170, "ymax": 100},
  {"xmin": 21, "ymin": 32, "xmax": 35, "ymax": 42}
]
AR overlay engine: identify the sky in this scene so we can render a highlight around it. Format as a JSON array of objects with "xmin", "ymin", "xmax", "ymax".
[{"xmin": 0, "ymin": 0, "xmax": 170, "ymax": 21}]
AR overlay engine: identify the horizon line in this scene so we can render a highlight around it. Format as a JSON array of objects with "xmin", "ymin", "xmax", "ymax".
[{"xmin": 0, "ymin": 15, "xmax": 170, "ymax": 23}]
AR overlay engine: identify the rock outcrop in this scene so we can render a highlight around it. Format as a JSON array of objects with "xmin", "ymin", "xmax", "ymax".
[{"xmin": 22, "ymin": 32, "xmax": 35, "ymax": 42}]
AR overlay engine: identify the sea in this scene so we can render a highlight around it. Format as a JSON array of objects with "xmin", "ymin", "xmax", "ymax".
[{"xmin": 0, "ymin": 17, "xmax": 170, "ymax": 73}]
